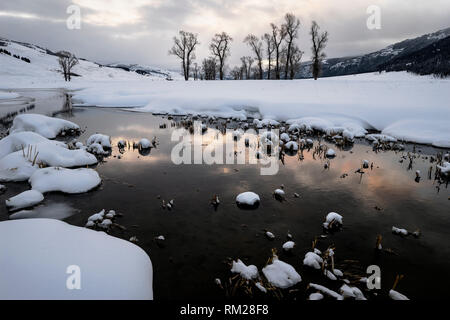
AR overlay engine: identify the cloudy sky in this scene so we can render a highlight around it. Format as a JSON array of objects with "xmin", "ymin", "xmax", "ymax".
[{"xmin": 1, "ymin": 0, "xmax": 449, "ymax": 70}]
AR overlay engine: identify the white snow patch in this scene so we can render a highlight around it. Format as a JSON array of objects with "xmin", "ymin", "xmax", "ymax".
[
  {"xmin": 262, "ymin": 257, "xmax": 302, "ymax": 289},
  {"xmin": 236, "ymin": 192, "xmax": 260, "ymax": 206},
  {"xmin": 9, "ymin": 114, "xmax": 80, "ymax": 139},
  {"xmin": 303, "ymin": 252, "xmax": 323, "ymax": 270},
  {"xmin": 29, "ymin": 167, "xmax": 101, "ymax": 194},
  {"xmin": 323, "ymin": 212, "xmax": 343, "ymax": 229},
  {"xmin": 230, "ymin": 259, "xmax": 259, "ymax": 280},
  {"xmin": 0, "ymin": 219, "xmax": 153, "ymax": 299},
  {"xmin": 309, "ymin": 283, "xmax": 344, "ymax": 300},
  {"xmin": 389, "ymin": 289, "xmax": 409, "ymax": 300},
  {"xmin": 5, "ymin": 190, "xmax": 44, "ymax": 211}
]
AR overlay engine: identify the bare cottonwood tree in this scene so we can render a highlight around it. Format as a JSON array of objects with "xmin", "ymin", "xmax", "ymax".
[
  {"xmin": 192, "ymin": 63, "xmax": 199, "ymax": 80},
  {"xmin": 310, "ymin": 21, "xmax": 328, "ymax": 80},
  {"xmin": 169, "ymin": 30, "xmax": 199, "ymax": 81},
  {"xmin": 263, "ymin": 33, "xmax": 275, "ymax": 79},
  {"xmin": 202, "ymin": 57, "xmax": 217, "ymax": 80},
  {"xmin": 282, "ymin": 13, "xmax": 301, "ymax": 79},
  {"xmin": 210, "ymin": 32, "xmax": 232, "ymax": 80},
  {"xmin": 58, "ymin": 51, "xmax": 78, "ymax": 82},
  {"xmin": 240, "ymin": 56, "xmax": 254, "ymax": 79},
  {"xmin": 270, "ymin": 23, "xmax": 286, "ymax": 79},
  {"xmin": 289, "ymin": 45, "xmax": 303, "ymax": 79},
  {"xmin": 230, "ymin": 66, "xmax": 243, "ymax": 80},
  {"xmin": 244, "ymin": 34, "xmax": 264, "ymax": 80}
]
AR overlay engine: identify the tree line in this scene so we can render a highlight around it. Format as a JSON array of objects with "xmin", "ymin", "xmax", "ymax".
[{"xmin": 169, "ymin": 13, "xmax": 328, "ymax": 81}]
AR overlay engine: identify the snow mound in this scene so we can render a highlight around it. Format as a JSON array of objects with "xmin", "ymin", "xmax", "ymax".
[
  {"xmin": 87, "ymin": 134, "xmax": 111, "ymax": 149},
  {"xmin": 262, "ymin": 257, "xmax": 302, "ymax": 289},
  {"xmin": 230, "ymin": 259, "xmax": 259, "ymax": 280},
  {"xmin": 282, "ymin": 241, "xmax": 295, "ymax": 251},
  {"xmin": 323, "ymin": 212, "xmax": 343, "ymax": 229},
  {"xmin": 309, "ymin": 283, "xmax": 343, "ymax": 300},
  {"xmin": 29, "ymin": 167, "xmax": 101, "ymax": 194},
  {"xmin": 389, "ymin": 289, "xmax": 409, "ymax": 300},
  {"xmin": 236, "ymin": 192, "xmax": 260, "ymax": 207},
  {"xmin": 0, "ymin": 219, "xmax": 153, "ymax": 299},
  {"xmin": 9, "ymin": 114, "xmax": 80, "ymax": 139},
  {"xmin": 5, "ymin": 190, "xmax": 44, "ymax": 211},
  {"xmin": 0, "ymin": 131, "xmax": 63, "ymax": 159},
  {"xmin": 303, "ymin": 252, "xmax": 323, "ymax": 269}
]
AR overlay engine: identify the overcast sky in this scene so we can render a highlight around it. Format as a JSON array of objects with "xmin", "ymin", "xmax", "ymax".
[{"xmin": 1, "ymin": 0, "xmax": 449, "ymax": 70}]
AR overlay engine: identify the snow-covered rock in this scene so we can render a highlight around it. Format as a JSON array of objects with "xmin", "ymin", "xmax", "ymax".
[
  {"xmin": 230, "ymin": 259, "xmax": 258, "ymax": 280},
  {"xmin": 236, "ymin": 192, "xmax": 260, "ymax": 207},
  {"xmin": 280, "ymin": 133, "xmax": 290, "ymax": 142},
  {"xmin": 308, "ymin": 292, "xmax": 324, "ymax": 300},
  {"xmin": 303, "ymin": 252, "xmax": 323, "ymax": 270},
  {"xmin": 87, "ymin": 143, "xmax": 109, "ymax": 155},
  {"xmin": 325, "ymin": 148, "xmax": 336, "ymax": 158},
  {"xmin": 9, "ymin": 114, "xmax": 80, "ymax": 139},
  {"xmin": 282, "ymin": 241, "xmax": 295, "ymax": 251},
  {"xmin": 323, "ymin": 212, "xmax": 343, "ymax": 229},
  {"xmin": 5, "ymin": 190, "xmax": 44, "ymax": 211},
  {"xmin": 284, "ymin": 141, "xmax": 298, "ymax": 151},
  {"xmin": 0, "ymin": 219, "xmax": 153, "ymax": 299},
  {"xmin": 138, "ymin": 138, "xmax": 151, "ymax": 149},
  {"xmin": 86, "ymin": 134, "xmax": 111, "ymax": 149},
  {"xmin": 309, "ymin": 283, "xmax": 343, "ymax": 300},
  {"xmin": 262, "ymin": 257, "xmax": 301, "ymax": 289},
  {"xmin": 340, "ymin": 284, "xmax": 367, "ymax": 300},
  {"xmin": 29, "ymin": 167, "xmax": 101, "ymax": 194},
  {"xmin": 0, "ymin": 131, "xmax": 63, "ymax": 159},
  {"xmin": 389, "ymin": 289, "xmax": 409, "ymax": 300},
  {"xmin": 88, "ymin": 209, "xmax": 105, "ymax": 222},
  {"xmin": 392, "ymin": 226, "xmax": 408, "ymax": 236}
]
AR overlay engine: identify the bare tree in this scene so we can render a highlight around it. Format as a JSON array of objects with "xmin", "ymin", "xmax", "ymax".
[
  {"xmin": 169, "ymin": 30, "xmax": 199, "ymax": 81},
  {"xmin": 210, "ymin": 32, "xmax": 232, "ymax": 80},
  {"xmin": 270, "ymin": 23, "xmax": 286, "ymax": 79},
  {"xmin": 58, "ymin": 51, "xmax": 78, "ymax": 82},
  {"xmin": 244, "ymin": 34, "xmax": 264, "ymax": 79},
  {"xmin": 240, "ymin": 56, "xmax": 254, "ymax": 79},
  {"xmin": 202, "ymin": 57, "xmax": 217, "ymax": 80},
  {"xmin": 192, "ymin": 63, "xmax": 199, "ymax": 80},
  {"xmin": 230, "ymin": 66, "xmax": 243, "ymax": 80},
  {"xmin": 282, "ymin": 13, "xmax": 301, "ymax": 79},
  {"xmin": 310, "ymin": 21, "xmax": 328, "ymax": 80},
  {"xmin": 289, "ymin": 45, "xmax": 303, "ymax": 79},
  {"xmin": 263, "ymin": 33, "xmax": 275, "ymax": 79}
]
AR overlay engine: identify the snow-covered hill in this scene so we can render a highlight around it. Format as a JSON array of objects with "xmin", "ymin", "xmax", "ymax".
[
  {"xmin": 0, "ymin": 37, "xmax": 178, "ymax": 86},
  {"xmin": 298, "ymin": 27, "xmax": 450, "ymax": 78}
]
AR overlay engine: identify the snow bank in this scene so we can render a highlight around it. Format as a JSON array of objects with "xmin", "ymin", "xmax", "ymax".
[
  {"xmin": 262, "ymin": 257, "xmax": 301, "ymax": 289},
  {"xmin": 29, "ymin": 167, "xmax": 101, "ymax": 194},
  {"xmin": 230, "ymin": 259, "xmax": 259, "ymax": 280},
  {"xmin": 0, "ymin": 219, "xmax": 153, "ymax": 299},
  {"xmin": 9, "ymin": 114, "xmax": 80, "ymax": 139},
  {"xmin": 5, "ymin": 190, "xmax": 44, "ymax": 211}
]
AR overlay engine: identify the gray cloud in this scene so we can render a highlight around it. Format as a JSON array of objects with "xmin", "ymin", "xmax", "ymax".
[{"xmin": 0, "ymin": 0, "xmax": 449, "ymax": 70}]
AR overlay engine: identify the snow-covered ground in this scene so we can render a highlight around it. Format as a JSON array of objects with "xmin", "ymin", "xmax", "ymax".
[
  {"xmin": 0, "ymin": 219, "xmax": 153, "ymax": 299},
  {"xmin": 1, "ymin": 39, "xmax": 449, "ymax": 147}
]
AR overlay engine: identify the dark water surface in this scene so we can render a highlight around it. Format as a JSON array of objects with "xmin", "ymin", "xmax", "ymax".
[{"xmin": 0, "ymin": 89, "xmax": 449, "ymax": 300}]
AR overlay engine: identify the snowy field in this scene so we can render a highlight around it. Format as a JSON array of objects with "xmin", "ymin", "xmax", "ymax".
[{"xmin": 1, "ymin": 39, "xmax": 449, "ymax": 148}]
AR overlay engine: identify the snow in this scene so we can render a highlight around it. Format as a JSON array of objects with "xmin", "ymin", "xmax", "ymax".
[
  {"xmin": 392, "ymin": 226, "xmax": 409, "ymax": 236},
  {"xmin": 138, "ymin": 138, "xmax": 151, "ymax": 149},
  {"xmin": 340, "ymin": 284, "xmax": 367, "ymax": 300},
  {"xmin": 282, "ymin": 241, "xmax": 295, "ymax": 251},
  {"xmin": 1, "ymin": 37, "xmax": 449, "ymax": 147},
  {"xmin": 284, "ymin": 141, "xmax": 298, "ymax": 151},
  {"xmin": 389, "ymin": 289, "xmax": 409, "ymax": 300},
  {"xmin": 255, "ymin": 282, "xmax": 267, "ymax": 293},
  {"xmin": 5, "ymin": 190, "xmax": 44, "ymax": 211},
  {"xmin": 0, "ymin": 219, "xmax": 153, "ymax": 299},
  {"xmin": 303, "ymin": 252, "xmax": 323, "ymax": 269},
  {"xmin": 87, "ymin": 134, "xmax": 111, "ymax": 149},
  {"xmin": 437, "ymin": 162, "xmax": 450, "ymax": 176},
  {"xmin": 230, "ymin": 259, "xmax": 259, "ymax": 280},
  {"xmin": 262, "ymin": 257, "xmax": 302, "ymax": 289},
  {"xmin": 323, "ymin": 212, "xmax": 343, "ymax": 229},
  {"xmin": 9, "ymin": 114, "xmax": 80, "ymax": 139},
  {"xmin": 29, "ymin": 167, "xmax": 101, "ymax": 194},
  {"xmin": 308, "ymin": 292, "xmax": 324, "ymax": 300},
  {"xmin": 0, "ymin": 92, "xmax": 19, "ymax": 99},
  {"xmin": 309, "ymin": 283, "xmax": 344, "ymax": 300},
  {"xmin": 236, "ymin": 192, "xmax": 260, "ymax": 206},
  {"xmin": 325, "ymin": 148, "xmax": 336, "ymax": 158},
  {"xmin": 0, "ymin": 131, "xmax": 62, "ymax": 159},
  {"xmin": 0, "ymin": 141, "xmax": 97, "ymax": 181}
]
